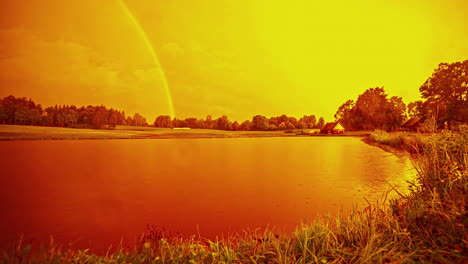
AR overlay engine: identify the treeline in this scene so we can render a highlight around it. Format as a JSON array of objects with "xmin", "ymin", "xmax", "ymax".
[
  {"xmin": 334, "ymin": 60, "xmax": 467, "ymax": 131},
  {"xmin": 0, "ymin": 95, "xmax": 148, "ymax": 128},
  {"xmin": 154, "ymin": 114, "xmax": 325, "ymax": 131},
  {"xmin": 0, "ymin": 95, "xmax": 325, "ymax": 131}
]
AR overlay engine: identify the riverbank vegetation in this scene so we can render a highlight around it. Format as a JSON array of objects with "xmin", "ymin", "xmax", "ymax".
[
  {"xmin": 369, "ymin": 130, "xmax": 429, "ymax": 153},
  {"xmin": 2, "ymin": 131, "xmax": 466, "ymax": 263}
]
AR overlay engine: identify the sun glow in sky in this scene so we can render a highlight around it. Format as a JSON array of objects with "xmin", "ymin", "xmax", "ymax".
[{"xmin": 1, "ymin": 0, "xmax": 467, "ymax": 122}]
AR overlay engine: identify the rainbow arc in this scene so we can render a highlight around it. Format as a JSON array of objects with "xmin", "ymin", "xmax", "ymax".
[{"xmin": 118, "ymin": 0, "xmax": 175, "ymax": 118}]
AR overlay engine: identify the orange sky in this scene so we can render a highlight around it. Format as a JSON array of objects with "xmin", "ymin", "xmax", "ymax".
[{"xmin": 1, "ymin": 0, "xmax": 467, "ymax": 122}]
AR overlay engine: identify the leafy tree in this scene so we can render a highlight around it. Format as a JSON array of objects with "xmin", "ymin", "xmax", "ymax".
[
  {"xmin": 252, "ymin": 115, "xmax": 269, "ymax": 130},
  {"xmin": 278, "ymin": 114, "xmax": 289, "ymax": 124},
  {"xmin": 355, "ymin": 87, "xmax": 390, "ymax": 130},
  {"xmin": 285, "ymin": 122, "xmax": 294, "ymax": 130},
  {"xmin": 386, "ymin": 96, "xmax": 407, "ymax": 131},
  {"xmin": 185, "ymin": 118, "xmax": 199, "ymax": 128},
  {"xmin": 334, "ymin": 88, "xmax": 407, "ymax": 131},
  {"xmin": 278, "ymin": 122, "xmax": 287, "ymax": 130},
  {"xmin": 299, "ymin": 115, "xmax": 316, "ymax": 128},
  {"xmin": 92, "ymin": 106, "xmax": 107, "ymax": 128},
  {"xmin": 239, "ymin": 120, "xmax": 252, "ymax": 131},
  {"xmin": 216, "ymin": 115, "xmax": 231, "ymax": 130},
  {"xmin": 204, "ymin": 115, "xmax": 214, "ymax": 129},
  {"xmin": 231, "ymin": 121, "xmax": 240, "ymax": 131},
  {"xmin": 420, "ymin": 60, "xmax": 468, "ymax": 123},
  {"xmin": 0, "ymin": 103, "xmax": 6, "ymax": 125},
  {"xmin": 317, "ymin": 117, "xmax": 325, "ymax": 128},
  {"xmin": 288, "ymin": 117, "xmax": 298, "ymax": 126},
  {"xmin": 171, "ymin": 118, "xmax": 181, "ymax": 128},
  {"xmin": 154, "ymin": 115, "xmax": 171, "ymax": 128},
  {"xmin": 407, "ymin": 100, "xmax": 424, "ymax": 118},
  {"xmin": 132, "ymin": 113, "xmax": 147, "ymax": 127},
  {"xmin": 125, "ymin": 116, "xmax": 133, "ymax": 126},
  {"xmin": 59, "ymin": 107, "xmax": 78, "ymax": 127},
  {"xmin": 334, "ymin": 100, "xmax": 355, "ymax": 130},
  {"xmin": 108, "ymin": 109, "xmax": 122, "ymax": 128}
]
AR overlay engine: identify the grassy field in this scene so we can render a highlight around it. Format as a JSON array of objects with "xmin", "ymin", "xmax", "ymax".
[
  {"xmin": 0, "ymin": 125, "xmax": 370, "ymax": 140},
  {"xmin": 1, "ymin": 130, "xmax": 466, "ymax": 263}
]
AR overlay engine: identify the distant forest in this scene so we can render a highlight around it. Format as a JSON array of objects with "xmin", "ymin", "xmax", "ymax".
[
  {"xmin": 0, "ymin": 96, "xmax": 147, "ymax": 129},
  {"xmin": 0, "ymin": 60, "xmax": 466, "ymax": 131},
  {"xmin": 0, "ymin": 95, "xmax": 325, "ymax": 131}
]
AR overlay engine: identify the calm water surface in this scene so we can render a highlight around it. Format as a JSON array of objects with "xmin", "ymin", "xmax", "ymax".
[{"xmin": 0, "ymin": 137, "xmax": 415, "ymax": 250}]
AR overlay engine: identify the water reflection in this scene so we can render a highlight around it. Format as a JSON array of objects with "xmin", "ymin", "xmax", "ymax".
[{"xmin": 0, "ymin": 137, "xmax": 416, "ymax": 250}]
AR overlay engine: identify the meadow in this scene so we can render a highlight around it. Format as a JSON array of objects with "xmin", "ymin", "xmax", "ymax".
[
  {"xmin": 0, "ymin": 125, "xmax": 369, "ymax": 140},
  {"xmin": 1, "ymin": 130, "xmax": 466, "ymax": 263}
]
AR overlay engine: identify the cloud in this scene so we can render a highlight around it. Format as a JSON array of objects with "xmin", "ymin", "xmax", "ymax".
[{"xmin": 0, "ymin": 28, "xmax": 171, "ymax": 118}]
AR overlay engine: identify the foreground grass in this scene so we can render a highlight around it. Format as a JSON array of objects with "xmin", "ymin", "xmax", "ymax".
[{"xmin": 2, "ymin": 131, "xmax": 466, "ymax": 263}]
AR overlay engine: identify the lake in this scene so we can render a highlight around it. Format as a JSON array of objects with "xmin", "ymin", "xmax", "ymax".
[{"xmin": 0, "ymin": 137, "xmax": 415, "ymax": 250}]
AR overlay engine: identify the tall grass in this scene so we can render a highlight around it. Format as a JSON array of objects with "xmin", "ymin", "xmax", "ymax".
[
  {"xmin": 369, "ymin": 130, "xmax": 428, "ymax": 153},
  {"xmin": 2, "ymin": 131, "xmax": 467, "ymax": 263}
]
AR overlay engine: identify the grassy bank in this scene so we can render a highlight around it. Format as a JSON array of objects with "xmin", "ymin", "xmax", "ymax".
[
  {"xmin": 369, "ymin": 130, "xmax": 432, "ymax": 154},
  {"xmin": 0, "ymin": 125, "xmax": 369, "ymax": 140},
  {"xmin": 2, "ymin": 132, "xmax": 466, "ymax": 263}
]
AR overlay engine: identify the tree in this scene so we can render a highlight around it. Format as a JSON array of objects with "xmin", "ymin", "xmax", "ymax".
[
  {"xmin": 59, "ymin": 107, "xmax": 78, "ymax": 127},
  {"xmin": 92, "ymin": 106, "xmax": 107, "ymax": 128},
  {"xmin": 407, "ymin": 100, "xmax": 424, "ymax": 118},
  {"xmin": 286, "ymin": 122, "xmax": 295, "ymax": 130},
  {"xmin": 386, "ymin": 96, "xmax": 406, "ymax": 131},
  {"xmin": 278, "ymin": 122, "xmax": 287, "ymax": 130},
  {"xmin": 278, "ymin": 114, "xmax": 289, "ymax": 124},
  {"xmin": 204, "ymin": 115, "xmax": 214, "ymax": 129},
  {"xmin": 0, "ymin": 101, "xmax": 6, "ymax": 125},
  {"xmin": 288, "ymin": 117, "xmax": 298, "ymax": 126},
  {"xmin": 216, "ymin": 115, "xmax": 231, "ymax": 130},
  {"xmin": 153, "ymin": 115, "xmax": 171, "ymax": 127},
  {"xmin": 231, "ymin": 121, "xmax": 240, "ymax": 131},
  {"xmin": 420, "ymin": 60, "xmax": 468, "ymax": 123},
  {"xmin": 334, "ymin": 88, "xmax": 407, "ymax": 131},
  {"xmin": 252, "ymin": 115, "xmax": 269, "ymax": 130},
  {"xmin": 355, "ymin": 87, "xmax": 390, "ymax": 130},
  {"xmin": 299, "ymin": 115, "xmax": 316, "ymax": 128},
  {"xmin": 185, "ymin": 118, "xmax": 199, "ymax": 128},
  {"xmin": 334, "ymin": 100, "xmax": 355, "ymax": 130},
  {"xmin": 132, "ymin": 113, "xmax": 147, "ymax": 127},
  {"xmin": 1, "ymin": 95, "xmax": 19, "ymax": 124},
  {"xmin": 317, "ymin": 117, "xmax": 325, "ymax": 128},
  {"xmin": 239, "ymin": 120, "xmax": 252, "ymax": 131},
  {"xmin": 108, "ymin": 109, "xmax": 121, "ymax": 128}
]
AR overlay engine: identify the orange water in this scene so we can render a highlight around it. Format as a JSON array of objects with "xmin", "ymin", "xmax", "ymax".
[{"xmin": 0, "ymin": 137, "xmax": 415, "ymax": 250}]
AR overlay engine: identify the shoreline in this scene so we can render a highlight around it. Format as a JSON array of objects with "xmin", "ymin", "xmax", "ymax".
[{"xmin": 0, "ymin": 125, "xmax": 370, "ymax": 141}]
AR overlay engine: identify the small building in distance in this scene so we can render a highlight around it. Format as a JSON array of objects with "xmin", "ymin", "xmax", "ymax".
[
  {"xmin": 320, "ymin": 121, "xmax": 345, "ymax": 134},
  {"xmin": 400, "ymin": 116, "xmax": 427, "ymax": 132}
]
